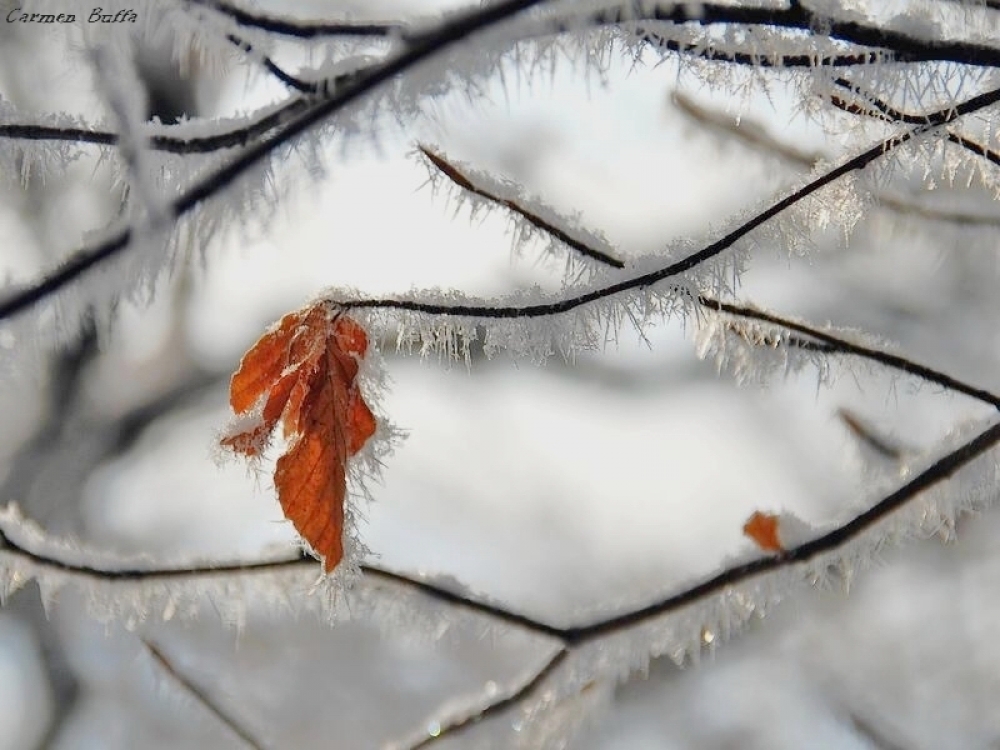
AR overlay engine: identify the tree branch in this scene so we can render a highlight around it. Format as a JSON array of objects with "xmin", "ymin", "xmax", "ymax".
[
  {"xmin": 407, "ymin": 648, "xmax": 569, "ymax": 750},
  {"xmin": 699, "ymin": 297, "xmax": 1000, "ymax": 409},
  {"xmin": 3, "ymin": 414, "xmax": 1000, "ymax": 748},
  {"xmin": 417, "ymin": 145, "xmax": 625, "ymax": 269},
  {"xmin": 577, "ymin": 2, "xmax": 1000, "ymax": 68},
  {"xmin": 185, "ymin": 0, "xmax": 1000, "ymax": 72},
  {"xmin": 3, "ymin": 419, "xmax": 996, "ymax": 746},
  {"xmin": 326, "ymin": 86, "xmax": 1000, "ymax": 322},
  {"xmin": 225, "ymin": 33, "xmax": 320, "ymax": 94},
  {"xmin": 561, "ymin": 418, "xmax": 1000, "ymax": 643},
  {"xmin": 184, "ymin": 0, "xmax": 402, "ymax": 39},
  {"xmin": 0, "ymin": 0, "xmax": 555, "ymax": 322},
  {"xmin": 144, "ymin": 638, "xmax": 267, "ymax": 750},
  {"xmin": 0, "ymin": 97, "xmax": 313, "ymax": 154}
]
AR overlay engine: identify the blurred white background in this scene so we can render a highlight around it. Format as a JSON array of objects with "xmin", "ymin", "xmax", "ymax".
[{"xmin": 1, "ymin": 1, "xmax": 999, "ymax": 748}]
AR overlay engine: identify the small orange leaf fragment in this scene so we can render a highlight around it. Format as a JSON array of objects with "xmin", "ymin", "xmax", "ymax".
[
  {"xmin": 743, "ymin": 511, "xmax": 784, "ymax": 553},
  {"xmin": 220, "ymin": 303, "xmax": 376, "ymax": 573}
]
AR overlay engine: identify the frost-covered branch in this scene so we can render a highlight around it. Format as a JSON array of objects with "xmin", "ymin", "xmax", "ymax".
[
  {"xmin": 828, "ymin": 78, "xmax": 1000, "ymax": 166},
  {"xmin": 0, "ymin": 97, "xmax": 313, "ymax": 154},
  {"xmin": 333, "ymin": 84, "xmax": 1000, "ymax": 324},
  {"xmin": 566, "ymin": 418, "xmax": 1000, "ymax": 641},
  {"xmin": 407, "ymin": 649, "xmax": 569, "ymax": 750},
  {"xmin": 417, "ymin": 146, "xmax": 625, "ymax": 269},
  {"xmin": 0, "ymin": 0, "xmax": 553, "ymax": 323},
  {"xmin": 588, "ymin": 2, "xmax": 1000, "ymax": 68},
  {"xmin": 699, "ymin": 297, "xmax": 1000, "ymax": 408},
  {"xmin": 3, "ymin": 416, "xmax": 998, "ymax": 747},
  {"xmin": 417, "ymin": 142, "xmax": 1000, "ymax": 407},
  {"xmin": 224, "ymin": 33, "xmax": 319, "ymax": 94},
  {"xmin": 5, "ymin": 1, "xmax": 1000, "ymax": 326},
  {"xmin": 187, "ymin": 0, "xmax": 1000, "ymax": 69}
]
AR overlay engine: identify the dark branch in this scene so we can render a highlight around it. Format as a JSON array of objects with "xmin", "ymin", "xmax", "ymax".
[
  {"xmin": 331, "ymin": 86, "xmax": 1000, "ymax": 321},
  {"xmin": 410, "ymin": 649, "xmax": 569, "ymax": 749},
  {"xmin": 699, "ymin": 297, "xmax": 1000, "ymax": 409},
  {"xmin": 144, "ymin": 639, "xmax": 268, "ymax": 749},
  {"xmin": 947, "ymin": 131, "xmax": 1000, "ymax": 168},
  {"xmin": 637, "ymin": 30, "xmax": 884, "ymax": 67},
  {"xmin": 188, "ymin": 0, "xmax": 1000, "ymax": 71},
  {"xmin": 185, "ymin": 0, "xmax": 402, "ymax": 39},
  {"xmin": 0, "ymin": 0, "xmax": 555, "ymax": 322},
  {"xmin": 3, "ymin": 419, "xmax": 998, "ymax": 745},
  {"xmin": 0, "ymin": 97, "xmax": 313, "ymax": 154},
  {"xmin": 577, "ymin": 2, "xmax": 1000, "ymax": 68},
  {"xmin": 827, "ymin": 79, "xmax": 1000, "ymax": 171},
  {"xmin": 838, "ymin": 408, "xmax": 906, "ymax": 461},
  {"xmin": 418, "ymin": 145, "xmax": 625, "ymax": 269},
  {"xmin": 225, "ymin": 33, "xmax": 319, "ymax": 94},
  {"xmin": 562, "ymin": 418, "xmax": 1000, "ymax": 642},
  {"xmin": 830, "ymin": 77, "xmax": 930, "ymax": 124},
  {"xmin": 1, "ymin": 418, "xmax": 997, "ymax": 643}
]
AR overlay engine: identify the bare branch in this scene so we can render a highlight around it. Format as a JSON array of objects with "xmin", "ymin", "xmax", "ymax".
[
  {"xmin": 562, "ymin": 418, "xmax": 1000, "ymax": 643},
  {"xmin": 144, "ymin": 639, "xmax": 268, "ymax": 750},
  {"xmin": 186, "ymin": 0, "xmax": 1000, "ymax": 71},
  {"xmin": 838, "ymin": 408, "xmax": 906, "ymax": 462},
  {"xmin": 0, "ymin": 97, "xmax": 313, "ymax": 154},
  {"xmin": 672, "ymin": 91, "xmax": 821, "ymax": 167},
  {"xmin": 584, "ymin": 2, "xmax": 1000, "ymax": 68}
]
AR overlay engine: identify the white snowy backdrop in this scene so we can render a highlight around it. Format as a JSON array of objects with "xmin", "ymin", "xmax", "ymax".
[{"xmin": 0, "ymin": 0, "xmax": 999, "ymax": 748}]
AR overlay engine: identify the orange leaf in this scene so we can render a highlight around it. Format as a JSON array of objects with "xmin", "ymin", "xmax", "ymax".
[
  {"xmin": 220, "ymin": 303, "xmax": 376, "ymax": 572},
  {"xmin": 228, "ymin": 310, "xmax": 305, "ymax": 414},
  {"xmin": 743, "ymin": 511, "xmax": 783, "ymax": 553}
]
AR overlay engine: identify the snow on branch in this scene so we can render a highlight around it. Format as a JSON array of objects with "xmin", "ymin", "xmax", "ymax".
[
  {"xmin": 413, "ymin": 139, "xmax": 1000, "ymax": 407},
  {"xmin": 292, "ymin": 84, "xmax": 1000, "ymax": 368},
  {"xmin": 694, "ymin": 297, "xmax": 1000, "ymax": 408},
  {"xmin": 4, "ymin": 0, "xmax": 1000, "ymax": 342},
  {"xmin": 91, "ymin": 43, "xmax": 170, "ymax": 229},
  {"xmin": 0, "ymin": 0, "xmax": 554, "ymax": 342},
  {"xmin": 2, "ymin": 413, "xmax": 998, "ymax": 748},
  {"xmin": 183, "ymin": 0, "xmax": 1000, "ymax": 70},
  {"xmin": 416, "ymin": 145, "xmax": 625, "ymax": 271}
]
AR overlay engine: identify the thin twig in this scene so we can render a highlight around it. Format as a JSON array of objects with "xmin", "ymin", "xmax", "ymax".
[
  {"xmin": 185, "ymin": 0, "xmax": 402, "ymax": 39},
  {"xmin": 561, "ymin": 419, "xmax": 1000, "ymax": 643},
  {"xmin": 828, "ymin": 79, "xmax": 1000, "ymax": 175},
  {"xmin": 672, "ymin": 91, "xmax": 822, "ymax": 167},
  {"xmin": 418, "ymin": 145, "xmax": 625, "ymax": 269},
  {"xmin": 0, "ymin": 98, "xmax": 313, "ymax": 154},
  {"xmin": 407, "ymin": 649, "xmax": 569, "ymax": 750},
  {"xmin": 699, "ymin": 297, "xmax": 1000, "ymax": 409},
  {"xmin": 582, "ymin": 2, "xmax": 1000, "ymax": 68},
  {"xmin": 144, "ymin": 638, "xmax": 267, "ymax": 750},
  {"xmin": 838, "ymin": 408, "xmax": 906, "ymax": 461},
  {"xmin": 225, "ymin": 33, "xmax": 319, "ymax": 94},
  {"xmin": 0, "ymin": 418, "xmax": 994, "ymax": 640}
]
